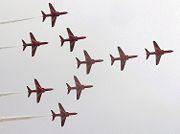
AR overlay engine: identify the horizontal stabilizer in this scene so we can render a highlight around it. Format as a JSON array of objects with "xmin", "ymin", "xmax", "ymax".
[
  {"xmin": 27, "ymin": 86, "xmax": 32, "ymax": 97},
  {"xmin": 76, "ymin": 57, "xmax": 81, "ymax": 68},
  {"xmin": 110, "ymin": 54, "xmax": 115, "ymax": 65},
  {"xmin": 51, "ymin": 110, "xmax": 56, "ymax": 121},
  {"xmin": 22, "ymin": 40, "xmax": 27, "ymax": 51},
  {"xmin": 66, "ymin": 83, "xmax": 71, "ymax": 94},
  {"xmin": 41, "ymin": 10, "xmax": 46, "ymax": 22},
  {"xmin": 145, "ymin": 48, "xmax": 150, "ymax": 59},
  {"xmin": 59, "ymin": 35, "xmax": 65, "ymax": 46}
]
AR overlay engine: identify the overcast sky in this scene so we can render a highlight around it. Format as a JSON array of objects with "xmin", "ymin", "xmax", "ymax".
[{"xmin": 1, "ymin": 0, "xmax": 180, "ymax": 134}]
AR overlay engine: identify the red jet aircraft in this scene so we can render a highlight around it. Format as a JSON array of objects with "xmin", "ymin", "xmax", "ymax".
[
  {"xmin": 51, "ymin": 103, "xmax": 77, "ymax": 127},
  {"xmin": 27, "ymin": 79, "xmax": 53, "ymax": 103},
  {"xmin": 76, "ymin": 50, "xmax": 103, "ymax": 74},
  {"xmin": 145, "ymin": 41, "xmax": 173, "ymax": 65},
  {"xmin": 110, "ymin": 47, "xmax": 138, "ymax": 71},
  {"xmin": 59, "ymin": 28, "xmax": 86, "ymax": 52},
  {"xmin": 41, "ymin": 3, "xmax": 68, "ymax": 27},
  {"xmin": 22, "ymin": 32, "xmax": 48, "ymax": 57},
  {"xmin": 66, "ymin": 76, "xmax": 93, "ymax": 100}
]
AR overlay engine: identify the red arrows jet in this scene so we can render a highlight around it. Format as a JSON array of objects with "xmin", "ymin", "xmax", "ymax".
[
  {"xmin": 145, "ymin": 41, "xmax": 173, "ymax": 65},
  {"xmin": 66, "ymin": 76, "xmax": 93, "ymax": 100},
  {"xmin": 41, "ymin": 3, "xmax": 68, "ymax": 27},
  {"xmin": 27, "ymin": 79, "xmax": 53, "ymax": 103},
  {"xmin": 22, "ymin": 32, "xmax": 48, "ymax": 57},
  {"xmin": 76, "ymin": 50, "xmax": 103, "ymax": 74},
  {"xmin": 110, "ymin": 47, "xmax": 138, "ymax": 71},
  {"xmin": 51, "ymin": 103, "xmax": 77, "ymax": 127},
  {"xmin": 59, "ymin": 28, "xmax": 86, "ymax": 52}
]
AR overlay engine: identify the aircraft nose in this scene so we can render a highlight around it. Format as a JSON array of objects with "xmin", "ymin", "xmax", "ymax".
[{"xmin": 81, "ymin": 36, "xmax": 86, "ymax": 39}]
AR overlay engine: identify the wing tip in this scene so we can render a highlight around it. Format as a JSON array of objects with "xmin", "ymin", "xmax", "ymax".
[{"xmin": 73, "ymin": 75, "xmax": 77, "ymax": 79}]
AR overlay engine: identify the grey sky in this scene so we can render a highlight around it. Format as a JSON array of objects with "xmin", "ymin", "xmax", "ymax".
[{"xmin": 1, "ymin": 0, "xmax": 180, "ymax": 134}]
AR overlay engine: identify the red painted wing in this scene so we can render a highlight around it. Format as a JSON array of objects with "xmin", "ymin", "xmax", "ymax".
[
  {"xmin": 86, "ymin": 63, "xmax": 92, "ymax": 74},
  {"xmin": 37, "ymin": 92, "xmax": 42, "ymax": 103},
  {"xmin": 121, "ymin": 60, "xmax": 126, "ymax": 71},
  {"xmin": 32, "ymin": 46, "xmax": 38, "ymax": 57},
  {"xmin": 61, "ymin": 116, "xmax": 66, "ymax": 127},
  {"xmin": 51, "ymin": 16, "xmax": 57, "ymax": 27},
  {"xmin": 74, "ymin": 76, "xmax": 81, "ymax": 86},
  {"xmin": 77, "ymin": 89, "xmax": 82, "ymax": 100},
  {"xmin": 155, "ymin": 54, "xmax": 162, "ymax": 65},
  {"xmin": 34, "ymin": 79, "xmax": 41, "ymax": 89},
  {"xmin": 118, "ymin": 47, "xmax": 125, "ymax": 56},
  {"xmin": 84, "ymin": 50, "xmax": 93, "ymax": 74},
  {"xmin": 67, "ymin": 28, "xmax": 74, "ymax": 38},
  {"xmin": 70, "ymin": 41, "xmax": 76, "ymax": 52},
  {"xmin": 58, "ymin": 103, "xmax": 66, "ymax": 113},
  {"xmin": 153, "ymin": 41, "xmax": 161, "ymax": 52},
  {"xmin": 84, "ymin": 50, "xmax": 91, "ymax": 61},
  {"xmin": 30, "ymin": 32, "xmax": 37, "ymax": 43},
  {"xmin": 49, "ymin": 3, "xmax": 56, "ymax": 14}
]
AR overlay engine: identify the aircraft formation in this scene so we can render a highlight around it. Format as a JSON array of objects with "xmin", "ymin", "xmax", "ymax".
[{"xmin": 1, "ymin": 2, "xmax": 175, "ymax": 128}]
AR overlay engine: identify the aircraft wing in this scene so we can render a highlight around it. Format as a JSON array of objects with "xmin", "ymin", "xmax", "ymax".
[
  {"xmin": 153, "ymin": 41, "xmax": 161, "ymax": 52},
  {"xmin": 70, "ymin": 41, "xmax": 76, "ymax": 52},
  {"xmin": 34, "ymin": 79, "xmax": 42, "ymax": 89},
  {"xmin": 30, "ymin": 32, "xmax": 37, "ymax": 43},
  {"xmin": 86, "ymin": 63, "xmax": 93, "ymax": 74},
  {"xmin": 121, "ymin": 60, "xmax": 126, "ymax": 71},
  {"xmin": 155, "ymin": 54, "xmax": 162, "ymax": 65},
  {"xmin": 51, "ymin": 16, "xmax": 57, "ymax": 27},
  {"xmin": 84, "ymin": 50, "xmax": 91, "ymax": 61},
  {"xmin": 32, "ymin": 46, "xmax": 38, "ymax": 57},
  {"xmin": 58, "ymin": 103, "xmax": 66, "ymax": 113},
  {"xmin": 74, "ymin": 76, "xmax": 81, "ymax": 86},
  {"xmin": 67, "ymin": 28, "xmax": 74, "ymax": 39},
  {"xmin": 76, "ymin": 89, "xmax": 82, "ymax": 100},
  {"xmin": 118, "ymin": 47, "xmax": 125, "ymax": 57},
  {"xmin": 49, "ymin": 3, "xmax": 56, "ymax": 14},
  {"xmin": 37, "ymin": 92, "xmax": 42, "ymax": 103},
  {"xmin": 84, "ymin": 50, "xmax": 93, "ymax": 74},
  {"xmin": 61, "ymin": 116, "xmax": 66, "ymax": 127}
]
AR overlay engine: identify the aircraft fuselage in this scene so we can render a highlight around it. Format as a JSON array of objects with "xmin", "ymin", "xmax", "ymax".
[
  {"xmin": 71, "ymin": 85, "xmax": 93, "ymax": 90},
  {"xmin": 114, "ymin": 55, "xmax": 138, "ymax": 61},
  {"xmin": 149, "ymin": 50, "xmax": 173, "ymax": 55},
  {"xmin": 63, "ymin": 36, "xmax": 86, "ymax": 42},
  {"xmin": 25, "ymin": 42, "xmax": 48, "ymax": 46},
  {"xmin": 31, "ymin": 88, "xmax": 53, "ymax": 93},
  {"xmin": 53, "ymin": 112, "xmax": 77, "ymax": 117},
  {"xmin": 80, "ymin": 59, "xmax": 104, "ymax": 64},
  {"xmin": 46, "ymin": 11, "xmax": 68, "ymax": 17}
]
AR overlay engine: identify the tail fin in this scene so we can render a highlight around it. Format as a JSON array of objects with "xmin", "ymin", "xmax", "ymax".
[
  {"xmin": 66, "ymin": 83, "xmax": 71, "ymax": 94},
  {"xmin": 59, "ymin": 35, "xmax": 65, "ymax": 46},
  {"xmin": 22, "ymin": 40, "xmax": 27, "ymax": 51},
  {"xmin": 51, "ymin": 110, "xmax": 56, "ymax": 121},
  {"xmin": 110, "ymin": 54, "xmax": 115, "ymax": 65},
  {"xmin": 76, "ymin": 57, "xmax": 81, "ymax": 68},
  {"xmin": 145, "ymin": 48, "xmax": 150, "ymax": 59},
  {"xmin": 27, "ymin": 86, "xmax": 32, "ymax": 97},
  {"xmin": 41, "ymin": 10, "xmax": 46, "ymax": 22}
]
